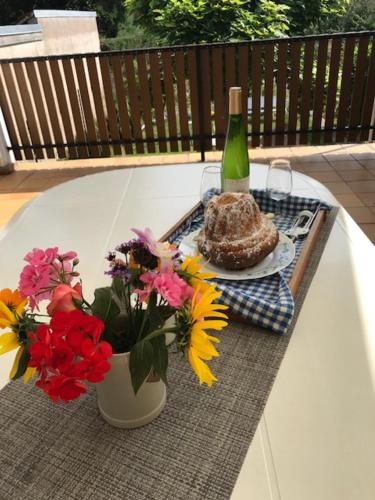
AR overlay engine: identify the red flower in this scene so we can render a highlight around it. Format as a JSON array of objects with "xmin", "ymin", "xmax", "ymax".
[
  {"xmin": 66, "ymin": 359, "xmax": 91, "ymax": 378},
  {"xmin": 37, "ymin": 375, "xmax": 87, "ymax": 403},
  {"xmin": 51, "ymin": 310, "xmax": 104, "ymax": 348},
  {"xmin": 51, "ymin": 341, "xmax": 75, "ymax": 373},
  {"xmin": 85, "ymin": 360, "xmax": 112, "ymax": 383},
  {"xmin": 29, "ymin": 310, "xmax": 112, "ymax": 403},
  {"xmin": 34, "ymin": 324, "xmax": 51, "ymax": 344},
  {"xmin": 50, "ymin": 310, "xmax": 84, "ymax": 338}
]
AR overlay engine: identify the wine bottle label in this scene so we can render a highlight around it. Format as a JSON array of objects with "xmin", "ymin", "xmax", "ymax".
[{"xmin": 223, "ymin": 176, "xmax": 249, "ymax": 193}]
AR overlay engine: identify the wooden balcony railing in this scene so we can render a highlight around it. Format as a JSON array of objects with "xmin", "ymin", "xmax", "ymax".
[{"xmin": 0, "ymin": 31, "xmax": 374, "ymax": 161}]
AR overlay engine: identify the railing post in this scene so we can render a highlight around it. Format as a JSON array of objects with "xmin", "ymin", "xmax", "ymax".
[
  {"xmin": 195, "ymin": 46, "xmax": 206, "ymax": 162},
  {"xmin": 0, "ymin": 109, "xmax": 13, "ymax": 175}
]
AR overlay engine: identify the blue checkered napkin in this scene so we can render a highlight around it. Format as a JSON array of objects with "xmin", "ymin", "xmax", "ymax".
[{"xmin": 170, "ymin": 190, "xmax": 331, "ymax": 334}]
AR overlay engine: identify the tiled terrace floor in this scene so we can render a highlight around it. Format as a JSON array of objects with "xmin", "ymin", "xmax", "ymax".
[{"xmin": 1, "ymin": 143, "xmax": 375, "ymax": 244}]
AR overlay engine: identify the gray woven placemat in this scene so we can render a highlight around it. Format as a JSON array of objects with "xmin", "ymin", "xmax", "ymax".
[{"xmin": 0, "ymin": 208, "xmax": 338, "ymax": 500}]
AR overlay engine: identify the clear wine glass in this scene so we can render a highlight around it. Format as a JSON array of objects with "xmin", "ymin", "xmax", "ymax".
[
  {"xmin": 200, "ymin": 165, "xmax": 222, "ymax": 206},
  {"xmin": 266, "ymin": 159, "xmax": 293, "ymax": 219}
]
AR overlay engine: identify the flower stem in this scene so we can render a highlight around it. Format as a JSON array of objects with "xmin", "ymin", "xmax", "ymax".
[
  {"xmin": 137, "ymin": 301, "xmax": 149, "ymax": 342},
  {"xmin": 139, "ymin": 326, "xmax": 178, "ymax": 344},
  {"xmin": 82, "ymin": 299, "xmax": 91, "ymax": 309}
]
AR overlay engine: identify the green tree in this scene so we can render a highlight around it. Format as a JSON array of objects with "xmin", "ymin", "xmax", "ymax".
[
  {"xmin": 100, "ymin": 14, "xmax": 159, "ymax": 49},
  {"xmin": 126, "ymin": 0, "xmax": 290, "ymax": 45},
  {"xmin": 278, "ymin": 0, "xmax": 348, "ymax": 35},
  {"xmin": 92, "ymin": 0, "xmax": 126, "ymax": 38},
  {"xmin": 337, "ymin": 0, "xmax": 375, "ymax": 32}
]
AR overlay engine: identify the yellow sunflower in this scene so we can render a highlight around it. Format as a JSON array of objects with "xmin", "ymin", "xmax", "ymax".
[
  {"xmin": 180, "ymin": 255, "xmax": 216, "ymax": 291},
  {"xmin": 0, "ymin": 289, "xmax": 35, "ymax": 383},
  {"xmin": 0, "ymin": 288, "xmax": 27, "ymax": 327},
  {"xmin": 183, "ymin": 283, "xmax": 228, "ymax": 387}
]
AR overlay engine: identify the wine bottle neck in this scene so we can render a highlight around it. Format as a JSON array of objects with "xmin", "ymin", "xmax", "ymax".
[
  {"xmin": 228, "ymin": 87, "xmax": 242, "ymax": 114},
  {"xmin": 228, "ymin": 114, "xmax": 242, "ymax": 120},
  {"xmin": 227, "ymin": 114, "xmax": 244, "ymax": 136}
]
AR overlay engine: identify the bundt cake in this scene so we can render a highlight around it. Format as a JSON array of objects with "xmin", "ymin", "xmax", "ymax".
[{"xmin": 197, "ymin": 192, "xmax": 279, "ymax": 270}]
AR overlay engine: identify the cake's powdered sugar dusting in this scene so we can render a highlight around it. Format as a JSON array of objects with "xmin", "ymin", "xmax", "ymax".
[{"xmin": 198, "ymin": 192, "xmax": 279, "ymax": 270}]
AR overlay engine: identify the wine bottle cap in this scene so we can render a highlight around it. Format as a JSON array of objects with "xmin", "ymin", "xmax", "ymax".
[{"xmin": 229, "ymin": 87, "xmax": 242, "ymax": 115}]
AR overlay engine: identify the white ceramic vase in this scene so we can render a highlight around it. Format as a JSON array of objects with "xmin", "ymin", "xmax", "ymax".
[{"xmin": 96, "ymin": 351, "xmax": 166, "ymax": 429}]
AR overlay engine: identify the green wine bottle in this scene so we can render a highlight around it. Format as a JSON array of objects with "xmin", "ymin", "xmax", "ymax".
[{"xmin": 221, "ymin": 87, "xmax": 249, "ymax": 193}]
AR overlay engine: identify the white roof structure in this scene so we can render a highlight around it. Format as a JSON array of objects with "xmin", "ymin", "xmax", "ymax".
[
  {"xmin": 33, "ymin": 10, "xmax": 97, "ymax": 18},
  {"xmin": 0, "ymin": 24, "xmax": 42, "ymax": 48}
]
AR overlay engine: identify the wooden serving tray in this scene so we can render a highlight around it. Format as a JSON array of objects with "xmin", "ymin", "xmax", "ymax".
[
  {"xmin": 160, "ymin": 203, "xmax": 327, "ymax": 300},
  {"xmin": 288, "ymin": 209, "xmax": 326, "ymax": 298}
]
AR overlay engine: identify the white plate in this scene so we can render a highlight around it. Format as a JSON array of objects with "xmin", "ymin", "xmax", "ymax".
[{"xmin": 179, "ymin": 230, "xmax": 295, "ymax": 280}]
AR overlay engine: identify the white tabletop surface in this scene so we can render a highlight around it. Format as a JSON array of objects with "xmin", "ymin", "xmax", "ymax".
[{"xmin": 1, "ymin": 163, "xmax": 375, "ymax": 500}]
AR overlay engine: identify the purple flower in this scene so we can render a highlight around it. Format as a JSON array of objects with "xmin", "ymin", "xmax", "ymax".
[
  {"xmin": 105, "ymin": 262, "xmax": 131, "ymax": 282},
  {"xmin": 115, "ymin": 239, "xmax": 143, "ymax": 255},
  {"xmin": 110, "ymin": 238, "xmax": 158, "ymax": 269},
  {"xmin": 106, "ymin": 251, "xmax": 116, "ymax": 262}
]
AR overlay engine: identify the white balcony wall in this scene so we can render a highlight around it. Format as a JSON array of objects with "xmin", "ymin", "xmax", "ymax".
[{"xmin": 0, "ymin": 10, "xmax": 100, "ymax": 59}]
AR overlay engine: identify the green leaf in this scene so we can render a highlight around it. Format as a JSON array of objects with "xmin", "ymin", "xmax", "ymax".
[
  {"xmin": 150, "ymin": 335, "xmax": 168, "ymax": 385},
  {"xmin": 129, "ymin": 341, "xmax": 153, "ymax": 394},
  {"xmin": 91, "ymin": 287, "xmax": 120, "ymax": 325},
  {"xmin": 144, "ymin": 292, "xmax": 169, "ymax": 336},
  {"xmin": 111, "ymin": 277, "xmax": 126, "ymax": 301},
  {"xmin": 103, "ymin": 313, "xmax": 132, "ymax": 353},
  {"xmin": 11, "ymin": 348, "xmax": 29, "ymax": 381},
  {"xmin": 137, "ymin": 291, "xmax": 158, "ymax": 341}
]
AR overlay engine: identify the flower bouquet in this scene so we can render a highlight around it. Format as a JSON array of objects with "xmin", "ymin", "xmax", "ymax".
[{"xmin": 0, "ymin": 227, "xmax": 228, "ymax": 422}]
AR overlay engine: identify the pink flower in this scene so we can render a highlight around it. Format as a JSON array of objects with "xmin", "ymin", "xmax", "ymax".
[
  {"xmin": 52, "ymin": 260, "xmax": 73, "ymax": 283},
  {"xmin": 47, "ymin": 283, "xmax": 83, "ymax": 316},
  {"xmin": 134, "ymin": 271, "xmax": 193, "ymax": 307},
  {"xmin": 134, "ymin": 272, "xmax": 157, "ymax": 302},
  {"xmin": 153, "ymin": 272, "xmax": 193, "ymax": 308},
  {"xmin": 60, "ymin": 251, "xmax": 77, "ymax": 261},
  {"xmin": 50, "ymin": 251, "xmax": 79, "ymax": 284},
  {"xmin": 132, "ymin": 227, "xmax": 179, "ymax": 272},
  {"xmin": 24, "ymin": 247, "xmax": 59, "ymax": 266},
  {"xmin": 19, "ymin": 264, "xmax": 52, "ymax": 309},
  {"xmin": 131, "ymin": 227, "xmax": 156, "ymax": 249},
  {"xmin": 19, "ymin": 247, "xmax": 80, "ymax": 309}
]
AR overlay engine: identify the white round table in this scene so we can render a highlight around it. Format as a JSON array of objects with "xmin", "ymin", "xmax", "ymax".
[{"xmin": 1, "ymin": 163, "xmax": 375, "ymax": 500}]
